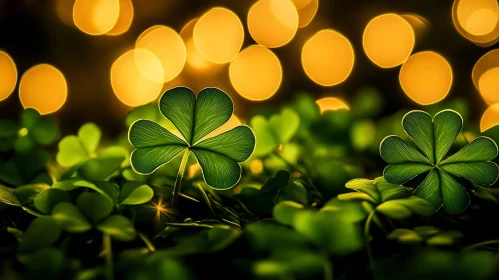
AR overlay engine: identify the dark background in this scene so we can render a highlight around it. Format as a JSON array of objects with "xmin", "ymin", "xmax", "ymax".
[{"xmin": 0, "ymin": 0, "xmax": 495, "ymax": 137}]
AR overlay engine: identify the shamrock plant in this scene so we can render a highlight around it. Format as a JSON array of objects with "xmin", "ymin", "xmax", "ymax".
[
  {"xmin": 128, "ymin": 87, "xmax": 255, "ymax": 205},
  {"xmin": 380, "ymin": 110, "xmax": 499, "ymax": 214}
]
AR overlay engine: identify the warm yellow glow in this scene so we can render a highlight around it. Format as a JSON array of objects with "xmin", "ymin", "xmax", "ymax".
[
  {"xmin": 55, "ymin": 0, "xmax": 75, "ymax": 26},
  {"xmin": 0, "ymin": 51, "xmax": 17, "ymax": 102},
  {"xmin": 399, "ymin": 51, "xmax": 453, "ymax": 105},
  {"xmin": 316, "ymin": 97, "xmax": 349, "ymax": 114},
  {"xmin": 478, "ymin": 67, "xmax": 499, "ymax": 104},
  {"xmin": 204, "ymin": 114, "xmax": 241, "ymax": 140},
  {"xmin": 180, "ymin": 19, "xmax": 216, "ymax": 71},
  {"xmin": 149, "ymin": 198, "xmax": 171, "ymax": 221},
  {"xmin": 229, "ymin": 45, "xmax": 282, "ymax": 101},
  {"xmin": 136, "ymin": 25, "xmax": 186, "ymax": 83},
  {"xmin": 297, "ymin": 0, "xmax": 318, "ymax": 28},
  {"xmin": 250, "ymin": 159, "xmax": 264, "ymax": 175},
  {"xmin": 110, "ymin": 49, "xmax": 164, "ymax": 107},
  {"xmin": 457, "ymin": 0, "xmax": 498, "ymax": 36},
  {"xmin": 452, "ymin": 0, "xmax": 499, "ymax": 46},
  {"xmin": 472, "ymin": 49, "xmax": 499, "ymax": 104},
  {"xmin": 291, "ymin": 0, "xmax": 312, "ymax": 9},
  {"xmin": 19, "ymin": 64, "xmax": 67, "ymax": 115},
  {"xmin": 188, "ymin": 163, "xmax": 201, "ymax": 178},
  {"xmin": 302, "ymin": 29, "xmax": 355, "ymax": 86},
  {"xmin": 193, "ymin": 7, "xmax": 244, "ymax": 64},
  {"xmin": 248, "ymin": 0, "xmax": 299, "ymax": 48},
  {"xmin": 106, "ymin": 0, "xmax": 134, "ymax": 36},
  {"xmin": 73, "ymin": 0, "xmax": 120, "ymax": 35},
  {"xmin": 481, "ymin": 103, "xmax": 499, "ymax": 132},
  {"xmin": 363, "ymin": 13, "xmax": 415, "ymax": 68}
]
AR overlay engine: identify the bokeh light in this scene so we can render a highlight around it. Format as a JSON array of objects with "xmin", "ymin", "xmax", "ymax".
[
  {"xmin": 291, "ymin": 0, "xmax": 312, "ymax": 9},
  {"xmin": 363, "ymin": 13, "xmax": 415, "ymax": 68},
  {"xmin": 399, "ymin": 51, "xmax": 453, "ymax": 105},
  {"xmin": 250, "ymin": 159, "xmax": 264, "ymax": 175},
  {"xmin": 481, "ymin": 103, "xmax": 499, "ymax": 132},
  {"xmin": 180, "ymin": 18, "xmax": 220, "ymax": 71},
  {"xmin": 106, "ymin": 0, "xmax": 134, "ymax": 36},
  {"xmin": 136, "ymin": 25, "xmax": 186, "ymax": 83},
  {"xmin": 55, "ymin": 0, "xmax": 75, "ymax": 26},
  {"xmin": 302, "ymin": 29, "xmax": 355, "ymax": 86},
  {"xmin": 204, "ymin": 114, "xmax": 241, "ymax": 139},
  {"xmin": 73, "ymin": 0, "xmax": 120, "ymax": 35},
  {"xmin": 0, "ymin": 51, "xmax": 17, "ymax": 102},
  {"xmin": 193, "ymin": 7, "xmax": 244, "ymax": 64},
  {"xmin": 248, "ymin": 0, "xmax": 299, "ymax": 48},
  {"xmin": 110, "ymin": 49, "xmax": 164, "ymax": 107},
  {"xmin": 316, "ymin": 97, "xmax": 349, "ymax": 114},
  {"xmin": 452, "ymin": 0, "xmax": 499, "ymax": 46},
  {"xmin": 296, "ymin": 0, "xmax": 318, "ymax": 28},
  {"xmin": 229, "ymin": 45, "xmax": 282, "ymax": 101},
  {"xmin": 472, "ymin": 49, "xmax": 499, "ymax": 104},
  {"xmin": 19, "ymin": 64, "xmax": 67, "ymax": 115}
]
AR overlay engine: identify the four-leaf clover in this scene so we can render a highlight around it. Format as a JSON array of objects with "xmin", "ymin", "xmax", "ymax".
[
  {"xmin": 128, "ymin": 87, "xmax": 256, "ymax": 191},
  {"xmin": 380, "ymin": 110, "xmax": 499, "ymax": 214}
]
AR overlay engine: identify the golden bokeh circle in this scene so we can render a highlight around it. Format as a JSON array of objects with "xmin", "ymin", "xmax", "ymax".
[
  {"xmin": 19, "ymin": 64, "xmax": 67, "ymax": 114},
  {"xmin": 229, "ymin": 45, "xmax": 282, "ymax": 101},
  {"xmin": 297, "ymin": 0, "xmax": 318, "ymax": 28},
  {"xmin": 106, "ymin": 0, "xmax": 134, "ymax": 36},
  {"xmin": 110, "ymin": 49, "xmax": 165, "ymax": 107},
  {"xmin": 136, "ymin": 25, "xmax": 186, "ymax": 83},
  {"xmin": 73, "ymin": 0, "xmax": 120, "ymax": 35},
  {"xmin": 316, "ymin": 97, "xmax": 349, "ymax": 114},
  {"xmin": 0, "ymin": 51, "xmax": 17, "ymax": 102},
  {"xmin": 481, "ymin": 103, "xmax": 499, "ymax": 132},
  {"xmin": 363, "ymin": 13, "xmax": 415, "ymax": 68},
  {"xmin": 193, "ymin": 7, "xmax": 244, "ymax": 64},
  {"xmin": 472, "ymin": 49, "xmax": 499, "ymax": 105},
  {"xmin": 452, "ymin": 0, "xmax": 499, "ymax": 46},
  {"xmin": 302, "ymin": 29, "xmax": 355, "ymax": 86},
  {"xmin": 399, "ymin": 51, "xmax": 453, "ymax": 105},
  {"xmin": 248, "ymin": 0, "xmax": 299, "ymax": 48}
]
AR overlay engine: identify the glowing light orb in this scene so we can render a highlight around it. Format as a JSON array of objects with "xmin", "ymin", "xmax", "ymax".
[
  {"xmin": 302, "ymin": 29, "xmax": 355, "ymax": 86},
  {"xmin": 399, "ymin": 51, "xmax": 453, "ymax": 105},
  {"xmin": 363, "ymin": 13, "xmax": 415, "ymax": 68},
  {"xmin": 180, "ymin": 18, "xmax": 218, "ymax": 71},
  {"xmin": 481, "ymin": 103, "xmax": 499, "ymax": 132},
  {"xmin": 19, "ymin": 64, "xmax": 67, "ymax": 115},
  {"xmin": 193, "ymin": 8, "xmax": 244, "ymax": 64},
  {"xmin": 136, "ymin": 25, "xmax": 186, "ymax": 83},
  {"xmin": 0, "ymin": 51, "xmax": 17, "ymax": 102},
  {"xmin": 472, "ymin": 49, "xmax": 499, "ymax": 104},
  {"xmin": 106, "ymin": 0, "xmax": 134, "ymax": 36},
  {"xmin": 452, "ymin": 0, "xmax": 499, "ymax": 46},
  {"xmin": 250, "ymin": 159, "xmax": 264, "ymax": 175},
  {"xmin": 291, "ymin": 0, "xmax": 312, "ymax": 9},
  {"xmin": 248, "ymin": 0, "xmax": 299, "ymax": 48},
  {"xmin": 229, "ymin": 45, "xmax": 282, "ymax": 101},
  {"xmin": 110, "ymin": 49, "xmax": 164, "ymax": 107},
  {"xmin": 316, "ymin": 97, "xmax": 349, "ymax": 114},
  {"xmin": 297, "ymin": 0, "xmax": 318, "ymax": 28},
  {"xmin": 73, "ymin": 0, "xmax": 120, "ymax": 35},
  {"xmin": 204, "ymin": 114, "xmax": 241, "ymax": 140},
  {"xmin": 457, "ymin": 0, "xmax": 498, "ymax": 35},
  {"xmin": 55, "ymin": 0, "xmax": 75, "ymax": 26}
]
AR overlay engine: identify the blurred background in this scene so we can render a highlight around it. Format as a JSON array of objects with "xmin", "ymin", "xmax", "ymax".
[{"xmin": 1, "ymin": 0, "xmax": 498, "ymax": 137}]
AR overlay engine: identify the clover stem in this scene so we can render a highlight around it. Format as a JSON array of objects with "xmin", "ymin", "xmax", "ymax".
[
  {"xmin": 462, "ymin": 240, "xmax": 499, "ymax": 252},
  {"xmin": 103, "ymin": 233, "xmax": 114, "ymax": 280},
  {"xmin": 172, "ymin": 149, "xmax": 190, "ymax": 207},
  {"xmin": 272, "ymin": 150, "xmax": 323, "ymax": 201},
  {"xmin": 323, "ymin": 254, "xmax": 333, "ymax": 280},
  {"xmin": 196, "ymin": 183, "xmax": 220, "ymax": 222},
  {"xmin": 364, "ymin": 210, "xmax": 376, "ymax": 271}
]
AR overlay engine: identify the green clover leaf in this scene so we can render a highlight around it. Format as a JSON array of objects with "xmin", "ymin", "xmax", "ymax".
[
  {"xmin": 128, "ymin": 87, "xmax": 255, "ymax": 195},
  {"xmin": 380, "ymin": 109, "xmax": 499, "ymax": 214},
  {"xmin": 14, "ymin": 108, "xmax": 59, "ymax": 152}
]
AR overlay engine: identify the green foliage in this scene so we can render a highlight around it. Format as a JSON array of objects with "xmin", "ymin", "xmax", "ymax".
[
  {"xmin": 250, "ymin": 108, "xmax": 300, "ymax": 157},
  {"xmin": 14, "ymin": 108, "xmax": 59, "ymax": 152},
  {"xmin": 128, "ymin": 87, "xmax": 256, "ymax": 190},
  {"xmin": 388, "ymin": 226, "xmax": 463, "ymax": 246},
  {"xmin": 380, "ymin": 110, "xmax": 499, "ymax": 214}
]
